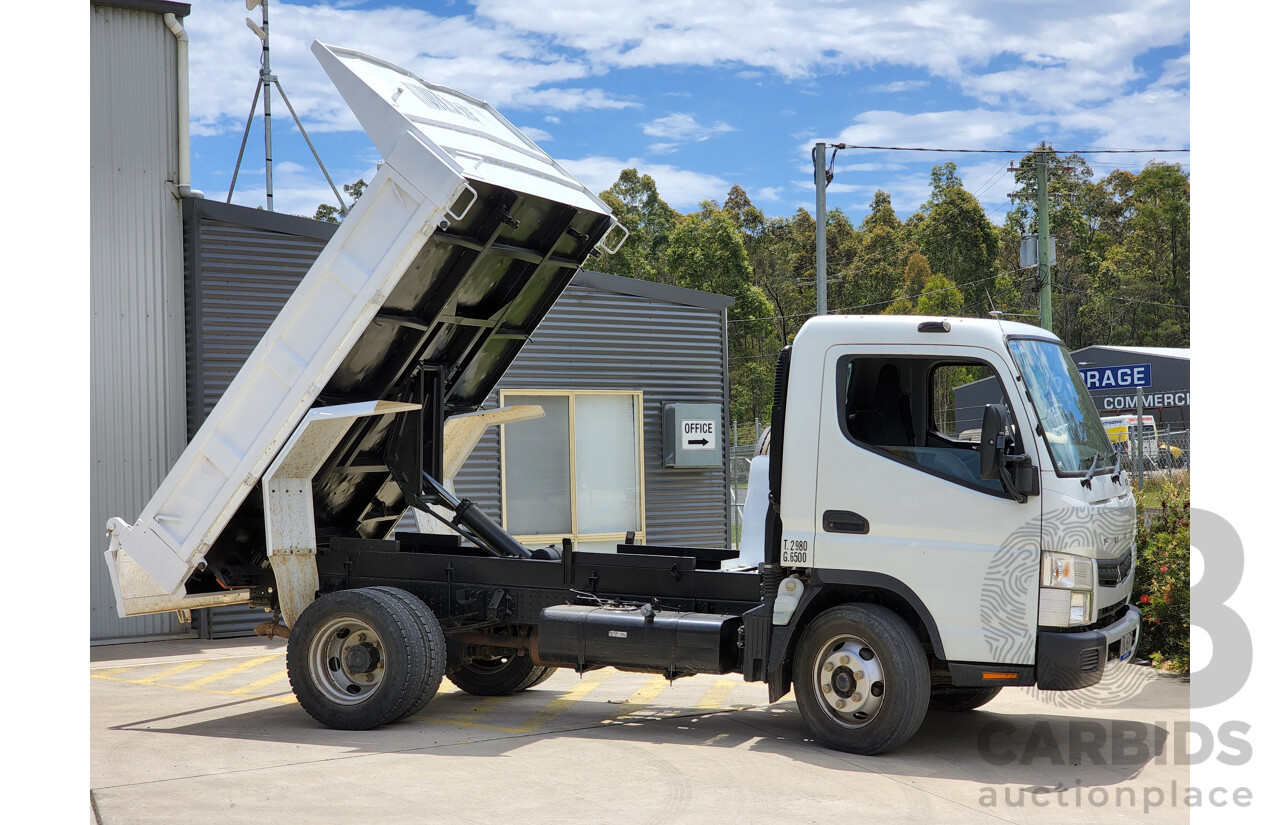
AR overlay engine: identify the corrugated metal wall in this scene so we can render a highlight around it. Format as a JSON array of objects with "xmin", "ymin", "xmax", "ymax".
[
  {"xmin": 454, "ymin": 286, "xmax": 731, "ymax": 549},
  {"xmin": 184, "ymin": 200, "xmax": 338, "ymax": 432},
  {"xmin": 184, "ymin": 200, "xmax": 337, "ymax": 637},
  {"xmin": 90, "ymin": 4, "xmax": 187, "ymax": 641}
]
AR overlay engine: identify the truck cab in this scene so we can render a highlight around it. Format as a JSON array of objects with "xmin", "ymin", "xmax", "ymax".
[{"xmin": 763, "ymin": 315, "xmax": 1140, "ymax": 750}]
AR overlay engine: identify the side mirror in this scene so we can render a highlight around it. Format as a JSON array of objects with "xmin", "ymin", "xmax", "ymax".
[{"xmin": 979, "ymin": 404, "xmax": 1011, "ymax": 480}]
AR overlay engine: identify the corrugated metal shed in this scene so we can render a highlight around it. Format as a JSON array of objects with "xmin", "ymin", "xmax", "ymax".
[
  {"xmin": 454, "ymin": 273, "xmax": 734, "ymax": 549},
  {"xmin": 89, "ymin": 0, "xmax": 191, "ymax": 642}
]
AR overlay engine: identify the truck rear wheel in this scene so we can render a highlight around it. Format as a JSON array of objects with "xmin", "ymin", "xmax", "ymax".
[
  {"xmin": 793, "ymin": 603, "xmax": 930, "ymax": 755},
  {"xmin": 929, "ymin": 686, "xmax": 1002, "ymax": 712},
  {"xmin": 287, "ymin": 588, "xmax": 429, "ymax": 730},
  {"xmin": 447, "ymin": 649, "xmax": 555, "ymax": 696},
  {"xmin": 368, "ymin": 587, "xmax": 447, "ymax": 720}
]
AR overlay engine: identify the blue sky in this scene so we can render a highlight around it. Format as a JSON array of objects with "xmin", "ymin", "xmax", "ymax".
[{"xmin": 185, "ymin": 0, "xmax": 1190, "ymax": 225}]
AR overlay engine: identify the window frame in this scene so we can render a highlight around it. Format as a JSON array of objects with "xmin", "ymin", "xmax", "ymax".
[
  {"xmin": 927, "ymin": 360, "xmax": 1000, "ymax": 445},
  {"xmin": 498, "ymin": 388, "xmax": 646, "ymax": 550},
  {"xmin": 833, "ymin": 353, "xmax": 1022, "ymax": 500}
]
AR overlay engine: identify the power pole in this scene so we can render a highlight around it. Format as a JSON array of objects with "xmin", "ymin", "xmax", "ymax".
[
  {"xmin": 1009, "ymin": 149, "xmax": 1058, "ymax": 333},
  {"xmin": 813, "ymin": 142, "xmax": 828, "ymax": 316},
  {"xmin": 1036, "ymin": 151, "xmax": 1052, "ymax": 332}
]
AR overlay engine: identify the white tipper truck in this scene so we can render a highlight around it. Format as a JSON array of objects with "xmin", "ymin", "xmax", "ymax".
[{"xmin": 104, "ymin": 42, "xmax": 1140, "ymax": 755}]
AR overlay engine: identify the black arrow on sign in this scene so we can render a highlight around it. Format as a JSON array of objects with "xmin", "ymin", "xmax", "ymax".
[{"xmin": 688, "ymin": 438, "xmax": 709, "ymax": 446}]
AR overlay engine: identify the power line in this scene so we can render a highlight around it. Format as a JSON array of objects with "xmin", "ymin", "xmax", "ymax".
[{"xmin": 831, "ymin": 144, "xmax": 1189, "ymax": 155}]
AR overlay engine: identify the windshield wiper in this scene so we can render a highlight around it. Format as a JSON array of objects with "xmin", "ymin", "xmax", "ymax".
[
  {"xmin": 1081, "ymin": 452, "xmax": 1104, "ymax": 488},
  {"xmin": 1109, "ymin": 444, "xmax": 1124, "ymax": 482}
]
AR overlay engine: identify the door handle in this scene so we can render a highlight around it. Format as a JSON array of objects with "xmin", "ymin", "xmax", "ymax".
[{"xmin": 823, "ymin": 510, "xmax": 869, "ymax": 534}]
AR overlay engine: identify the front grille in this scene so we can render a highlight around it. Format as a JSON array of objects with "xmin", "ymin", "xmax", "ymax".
[
  {"xmin": 1098, "ymin": 548, "xmax": 1133, "ymax": 587},
  {"xmin": 1080, "ymin": 648, "xmax": 1100, "ymax": 673}
]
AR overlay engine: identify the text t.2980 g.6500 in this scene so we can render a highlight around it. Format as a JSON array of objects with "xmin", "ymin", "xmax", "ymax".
[{"xmin": 782, "ymin": 540, "xmax": 809, "ymax": 566}]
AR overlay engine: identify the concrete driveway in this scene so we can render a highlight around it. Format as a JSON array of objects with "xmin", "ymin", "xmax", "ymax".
[{"xmin": 91, "ymin": 636, "xmax": 1190, "ymax": 824}]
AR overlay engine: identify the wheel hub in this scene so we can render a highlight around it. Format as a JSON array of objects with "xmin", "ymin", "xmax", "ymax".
[
  {"xmin": 344, "ymin": 643, "xmax": 380, "ymax": 674},
  {"xmin": 815, "ymin": 635, "xmax": 885, "ymax": 727},
  {"xmin": 309, "ymin": 617, "xmax": 387, "ymax": 705}
]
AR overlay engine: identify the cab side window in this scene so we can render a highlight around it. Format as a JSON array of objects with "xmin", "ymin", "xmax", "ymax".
[{"xmin": 839, "ymin": 356, "xmax": 1012, "ymax": 496}]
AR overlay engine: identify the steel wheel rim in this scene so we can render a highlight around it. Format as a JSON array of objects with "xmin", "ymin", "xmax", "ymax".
[
  {"xmin": 308, "ymin": 615, "xmax": 387, "ymax": 706},
  {"xmin": 812, "ymin": 633, "xmax": 886, "ymax": 728}
]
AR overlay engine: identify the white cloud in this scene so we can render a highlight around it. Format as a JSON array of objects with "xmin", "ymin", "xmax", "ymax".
[
  {"xmin": 1152, "ymin": 54, "xmax": 1191, "ymax": 89},
  {"xmin": 561, "ymin": 156, "xmax": 730, "ymax": 209},
  {"xmin": 185, "ymin": 0, "xmax": 635, "ymax": 137},
  {"xmin": 642, "ymin": 112, "xmax": 735, "ymax": 141},
  {"xmin": 869, "ymin": 80, "xmax": 928, "ymax": 93},
  {"xmin": 473, "ymin": 0, "xmax": 1188, "ymax": 94},
  {"xmin": 754, "ymin": 186, "xmax": 785, "ymax": 202},
  {"xmin": 833, "ymin": 108, "xmax": 1036, "ymax": 150},
  {"xmin": 647, "ymin": 142, "xmax": 680, "ymax": 154},
  {"xmin": 517, "ymin": 125, "xmax": 554, "ymax": 142},
  {"xmin": 1058, "ymin": 86, "xmax": 1191, "ymax": 150}
]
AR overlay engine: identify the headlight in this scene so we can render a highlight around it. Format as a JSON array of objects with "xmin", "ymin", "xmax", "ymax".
[
  {"xmin": 1042, "ymin": 552, "xmax": 1093, "ymax": 589},
  {"xmin": 1039, "ymin": 552, "xmax": 1095, "ymax": 626}
]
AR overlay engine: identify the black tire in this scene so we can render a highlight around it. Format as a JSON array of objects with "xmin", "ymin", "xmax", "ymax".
[
  {"xmin": 368, "ymin": 586, "xmax": 447, "ymax": 720},
  {"xmin": 929, "ymin": 686, "xmax": 1002, "ymax": 712},
  {"xmin": 792, "ymin": 603, "xmax": 930, "ymax": 755},
  {"xmin": 286, "ymin": 588, "xmax": 429, "ymax": 730},
  {"xmin": 447, "ymin": 646, "xmax": 556, "ymax": 696}
]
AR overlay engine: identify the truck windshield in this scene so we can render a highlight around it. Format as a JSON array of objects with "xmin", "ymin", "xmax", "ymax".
[{"xmin": 1007, "ymin": 338, "xmax": 1114, "ymax": 475}]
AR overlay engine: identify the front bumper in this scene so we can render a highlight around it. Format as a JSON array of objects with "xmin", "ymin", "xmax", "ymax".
[{"xmin": 1035, "ymin": 604, "xmax": 1142, "ymax": 690}]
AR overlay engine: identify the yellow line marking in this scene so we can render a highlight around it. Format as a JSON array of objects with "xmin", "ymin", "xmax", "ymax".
[
  {"xmin": 177, "ymin": 654, "xmax": 284, "ymax": 690},
  {"xmin": 90, "ymin": 665, "xmax": 149, "ymax": 679},
  {"xmin": 613, "ymin": 676, "xmax": 670, "ymax": 718},
  {"xmin": 91, "ymin": 659, "xmax": 212, "ymax": 685},
  {"xmin": 433, "ymin": 671, "xmax": 612, "ymax": 733},
  {"xmin": 515, "ymin": 671, "xmax": 610, "ymax": 732},
  {"xmin": 695, "ymin": 679, "xmax": 738, "ymax": 711},
  {"xmin": 133, "ymin": 659, "xmax": 213, "ymax": 684},
  {"xmin": 230, "ymin": 668, "xmax": 289, "ymax": 695}
]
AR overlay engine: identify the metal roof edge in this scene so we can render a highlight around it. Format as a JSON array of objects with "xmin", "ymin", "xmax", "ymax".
[
  {"xmin": 91, "ymin": 0, "xmax": 191, "ymax": 18},
  {"xmin": 572, "ymin": 269, "xmax": 735, "ymax": 311},
  {"xmin": 1074, "ymin": 344, "xmax": 1190, "ymax": 360},
  {"xmin": 185, "ymin": 197, "xmax": 340, "ymax": 242}
]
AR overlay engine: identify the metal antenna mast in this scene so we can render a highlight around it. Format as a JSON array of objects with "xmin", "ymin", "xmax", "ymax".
[{"xmin": 227, "ymin": 0, "xmax": 346, "ymax": 213}]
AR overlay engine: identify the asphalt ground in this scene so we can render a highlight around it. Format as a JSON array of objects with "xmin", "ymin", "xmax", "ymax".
[{"xmin": 90, "ymin": 636, "xmax": 1190, "ymax": 824}]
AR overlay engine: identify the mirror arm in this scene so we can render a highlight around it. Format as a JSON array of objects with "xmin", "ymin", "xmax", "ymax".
[{"xmin": 998, "ymin": 456, "xmax": 1028, "ymax": 504}]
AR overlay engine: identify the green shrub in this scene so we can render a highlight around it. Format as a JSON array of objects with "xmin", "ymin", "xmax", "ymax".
[{"xmin": 1132, "ymin": 475, "xmax": 1191, "ymax": 672}]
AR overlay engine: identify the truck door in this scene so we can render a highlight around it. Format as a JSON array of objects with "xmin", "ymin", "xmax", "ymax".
[{"xmin": 812, "ymin": 345, "xmax": 1043, "ymax": 666}]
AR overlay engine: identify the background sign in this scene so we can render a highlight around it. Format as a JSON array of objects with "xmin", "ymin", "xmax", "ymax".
[{"xmin": 1079, "ymin": 363, "xmax": 1152, "ymax": 390}]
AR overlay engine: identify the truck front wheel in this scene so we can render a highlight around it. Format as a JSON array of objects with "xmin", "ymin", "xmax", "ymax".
[
  {"xmin": 793, "ymin": 603, "xmax": 930, "ymax": 755},
  {"xmin": 287, "ymin": 588, "xmax": 430, "ymax": 730}
]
